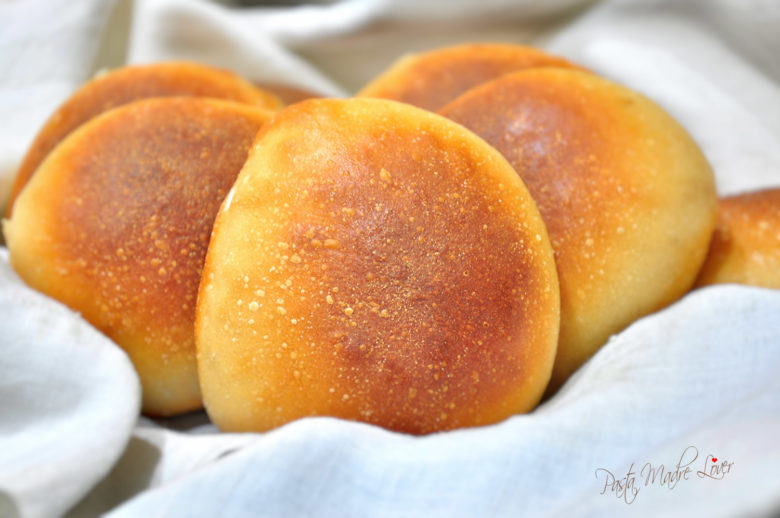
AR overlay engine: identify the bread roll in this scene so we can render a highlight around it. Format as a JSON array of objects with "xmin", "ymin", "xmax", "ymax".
[
  {"xmin": 695, "ymin": 188, "xmax": 780, "ymax": 289},
  {"xmin": 357, "ymin": 43, "xmax": 578, "ymax": 112},
  {"xmin": 196, "ymin": 98, "xmax": 560, "ymax": 434},
  {"xmin": 439, "ymin": 68, "xmax": 718, "ymax": 392},
  {"xmin": 6, "ymin": 62, "xmax": 281, "ymax": 216},
  {"xmin": 4, "ymin": 98, "xmax": 274, "ymax": 416}
]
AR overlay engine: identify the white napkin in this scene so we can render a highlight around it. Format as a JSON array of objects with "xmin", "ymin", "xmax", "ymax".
[
  {"xmin": 1, "ymin": 0, "xmax": 779, "ymax": 517},
  {"xmin": 0, "ymin": 249, "xmax": 140, "ymax": 518}
]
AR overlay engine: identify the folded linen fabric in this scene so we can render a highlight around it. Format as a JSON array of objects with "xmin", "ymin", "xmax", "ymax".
[{"xmin": 1, "ymin": 0, "xmax": 779, "ymax": 516}]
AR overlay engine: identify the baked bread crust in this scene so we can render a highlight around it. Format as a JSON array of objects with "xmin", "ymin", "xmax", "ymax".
[
  {"xmin": 696, "ymin": 188, "xmax": 780, "ymax": 289},
  {"xmin": 196, "ymin": 98, "xmax": 560, "ymax": 434},
  {"xmin": 6, "ymin": 62, "xmax": 282, "ymax": 216},
  {"xmin": 440, "ymin": 68, "xmax": 718, "ymax": 391},
  {"xmin": 5, "ymin": 97, "xmax": 274, "ymax": 416},
  {"xmin": 358, "ymin": 43, "xmax": 579, "ymax": 112}
]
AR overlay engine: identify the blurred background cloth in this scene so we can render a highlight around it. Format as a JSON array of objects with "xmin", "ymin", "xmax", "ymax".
[{"xmin": 1, "ymin": 0, "xmax": 779, "ymax": 517}]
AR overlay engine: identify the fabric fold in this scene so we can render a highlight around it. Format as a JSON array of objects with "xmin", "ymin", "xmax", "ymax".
[
  {"xmin": 0, "ymin": 251, "xmax": 141, "ymax": 518},
  {"xmin": 87, "ymin": 287, "xmax": 780, "ymax": 517}
]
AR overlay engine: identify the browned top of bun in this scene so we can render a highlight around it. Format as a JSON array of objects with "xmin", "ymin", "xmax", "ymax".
[
  {"xmin": 196, "ymin": 98, "xmax": 559, "ymax": 434},
  {"xmin": 441, "ymin": 69, "xmax": 644, "ymax": 268},
  {"xmin": 6, "ymin": 62, "xmax": 282, "ymax": 216},
  {"xmin": 43, "ymin": 99, "xmax": 270, "ymax": 341},
  {"xmin": 358, "ymin": 43, "xmax": 579, "ymax": 111}
]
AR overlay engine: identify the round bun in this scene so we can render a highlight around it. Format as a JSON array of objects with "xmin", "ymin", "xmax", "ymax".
[
  {"xmin": 4, "ymin": 98, "xmax": 274, "ymax": 416},
  {"xmin": 695, "ymin": 188, "xmax": 780, "ymax": 289},
  {"xmin": 6, "ymin": 62, "xmax": 282, "ymax": 216},
  {"xmin": 196, "ymin": 98, "xmax": 560, "ymax": 434},
  {"xmin": 357, "ymin": 43, "xmax": 579, "ymax": 112},
  {"xmin": 439, "ymin": 68, "xmax": 718, "ymax": 391}
]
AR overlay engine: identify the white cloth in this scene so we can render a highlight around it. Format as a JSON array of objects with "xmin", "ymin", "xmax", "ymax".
[
  {"xmin": 1, "ymin": 0, "xmax": 779, "ymax": 517},
  {"xmin": 0, "ymin": 249, "xmax": 140, "ymax": 518}
]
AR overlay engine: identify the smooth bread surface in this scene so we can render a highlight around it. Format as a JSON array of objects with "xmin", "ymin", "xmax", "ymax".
[{"xmin": 196, "ymin": 98, "xmax": 560, "ymax": 434}]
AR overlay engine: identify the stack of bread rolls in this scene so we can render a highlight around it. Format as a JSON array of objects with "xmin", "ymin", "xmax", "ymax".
[{"xmin": 3, "ymin": 44, "xmax": 771, "ymax": 434}]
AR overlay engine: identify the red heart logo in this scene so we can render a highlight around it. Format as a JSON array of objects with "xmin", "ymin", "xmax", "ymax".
[{"xmin": 712, "ymin": 457, "xmax": 717, "ymax": 462}]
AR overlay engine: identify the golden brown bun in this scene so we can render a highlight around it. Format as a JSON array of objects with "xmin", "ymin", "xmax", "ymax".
[
  {"xmin": 196, "ymin": 98, "xmax": 560, "ymax": 434},
  {"xmin": 4, "ymin": 98, "xmax": 274, "ymax": 416},
  {"xmin": 439, "ymin": 68, "xmax": 718, "ymax": 392},
  {"xmin": 357, "ymin": 43, "xmax": 579, "ymax": 112},
  {"xmin": 695, "ymin": 188, "xmax": 780, "ymax": 289},
  {"xmin": 6, "ymin": 62, "xmax": 282, "ymax": 217}
]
